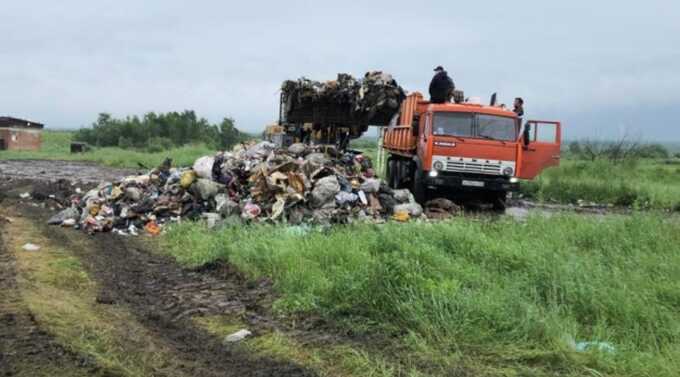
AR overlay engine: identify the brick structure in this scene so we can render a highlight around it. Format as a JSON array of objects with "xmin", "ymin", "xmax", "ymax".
[{"xmin": 0, "ymin": 117, "xmax": 44, "ymax": 151}]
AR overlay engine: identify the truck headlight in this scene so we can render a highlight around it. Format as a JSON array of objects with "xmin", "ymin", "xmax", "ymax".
[
  {"xmin": 433, "ymin": 160, "xmax": 444, "ymax": 171},
  {"xmin": 502, "ymin": 167, "xmax": 514, "ymax": 176},
  {"xmin": 429, "ymin": 170, "xmax": 438, "ymax": 177},
  {"xmin": 510, "ymin": 177, "xmax": 518, "ymax": 183}
]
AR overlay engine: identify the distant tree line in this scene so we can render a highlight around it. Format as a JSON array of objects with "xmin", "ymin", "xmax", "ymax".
[{"xmin": 74, "ymin": 111, "xmax": 248, "ymax": 152}]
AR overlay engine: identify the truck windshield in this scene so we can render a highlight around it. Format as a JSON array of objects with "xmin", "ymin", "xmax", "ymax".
[
  {"xmin": 432, "ymin": 113, "xmax": 517, "ymax": 141},
  {"xmin": 478, "ymin": 115, "xmax": 517, "ymax": 141},
  {"xmin": 432, "ymin": 113, "xmax": 473, "ymax": 137}
]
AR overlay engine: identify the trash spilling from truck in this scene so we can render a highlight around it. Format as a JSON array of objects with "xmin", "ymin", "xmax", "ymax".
[
  {"xmin": 44, "ymin": 141, "xmax": 460, "ymax": 235},
  {"xmin": 281, "ymin": 71, "xmax": 406, "ymax": 127}
]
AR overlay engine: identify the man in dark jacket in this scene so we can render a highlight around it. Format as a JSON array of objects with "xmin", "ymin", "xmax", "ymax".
[
  {"xmin": 429, "ymin": 66, "xmax": 455, "ymax": 103},
  {"xmin": 513, "ymin": 97, "xmax": 525, "ymax": 117}
]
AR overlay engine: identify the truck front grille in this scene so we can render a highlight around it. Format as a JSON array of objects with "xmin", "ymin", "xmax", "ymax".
[{"xmin": 445, "ymin": 159, "xmax": 501, "ymax": 175}]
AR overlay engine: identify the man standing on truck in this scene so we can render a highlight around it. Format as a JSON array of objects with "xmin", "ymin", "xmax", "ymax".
[
  {"xmin": 513, "ymin": 97, "xmax": 524, "ymax": 117},
  {"xmin": 514, "ymin": 97, "xmax": 531, "ymax": 146},
  {"xmin": 429, "ymin": 66, "xmax": 455, "ymax": 103}
]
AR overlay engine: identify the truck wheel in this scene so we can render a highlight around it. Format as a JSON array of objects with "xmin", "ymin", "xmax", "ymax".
[
  {"xmin": 491, "ymin": 191, "xmax": 507, "ymax": 211},
  {"xmin": 411, "ymin": 167, "xmax": 428, "ymax": 204},
  {"xmin": 387, "ymin": 160, "xmax": 398, "ymax": 189}
]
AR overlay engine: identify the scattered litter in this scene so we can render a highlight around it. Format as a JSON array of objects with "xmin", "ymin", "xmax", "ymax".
[
  {"xmin": 286, "ymin": 225, "xmax": 312, "ymax": 236},
  {"xmin": 144, "ymin": 221, "xmax": 161, "ymax": 236},
  {"xmin": 575, "ymin": 341, "xmax": 616, "ymax": 353},
  {"xmin": 62, "ymin": 218, "xmax": 77, "ymax": 227},
  {"xmin": 393, "ymin": 202, "xmax": 423, "ymax": 218},
  {"xmin": 391, "ymin": 210, "xmax": 410, "ymax": 222},
  {"xmin": 202, "ymin": 212, "xmax": 222, "ymax": 229},
  {"xmin": 19, "ymin": 192, "xmax": 30, "ymax": 199},
  {"xmin": 224, "ymin": 329, "xmax": 252, "ymax": 343},
  {"xmin": 22, "ymin": 243, "xmax": 41, "ymax": 251},
  {"xmin": 47, "ymin": 207, "xmax": 80, "ymax": 225}
]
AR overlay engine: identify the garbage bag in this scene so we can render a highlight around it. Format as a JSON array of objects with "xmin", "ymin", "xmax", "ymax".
[
  {"xmin": 180, "ymin": 170, "xmax": 197, "ymax": 189},
  {"xmin": 124, "ymin": 187, "xmax": 142, "ymax": 202},
  {"xmin": 215, "ymin": 194, "xmax": 239, "ymax": 217},
  {"xmin": 335, "ymin": 191, "xmax": 358, "ymax": 205},
  {"xmin": 246, "ymin": 141, "xmax": 276, "ymax": 159},
  {"xmin": 311, "ymin": 175, "xmax": 340, "ymax": 208},
  {"xmin": 47, "ymin": 207, "xmax": 80, "ymax": 225},
  {"xmin": 193, "ymin": 156, "xmax": 215, "ymax": 179},
  {"xmin": 393, "ymin": 202, "xmax": 423, "ymax": 217},
  {"xmin": 288, "ymin": 143, "xmax": 307, "ymax": 156},
  {"xmin": 359, "ymin": 178, "xmax": 381, "ymax": 193},
  {"xmin": 392, "ymin": 211, "xmax": 410, "ymax": 222},
  {"xmin": 193, "ymin": 179, "xmax": 223, "ymax": 201},
  {"xmin": 392, "ymin": 189, "xmax": 412, "ymax": 203},
  {"xmin": 378, "ymin": 193, "xmax": 398, "ymax": 213}
]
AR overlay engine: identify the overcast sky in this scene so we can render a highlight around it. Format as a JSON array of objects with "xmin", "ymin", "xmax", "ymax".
[{"xmin": 1, "ymin": 1, "xmax": 678, "ymax": 140}]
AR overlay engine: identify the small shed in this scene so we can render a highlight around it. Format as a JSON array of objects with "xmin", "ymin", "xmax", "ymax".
[{"xmin": 0, "ymin": 116, "xmax": 44, "ymax": 151}]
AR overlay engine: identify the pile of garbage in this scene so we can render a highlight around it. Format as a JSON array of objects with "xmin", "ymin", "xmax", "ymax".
[
  {"xmin": 47, "ymin": 141, "xmax": 427, "ymax": 235},
  {"xmin": 281, "ymin": 71, "xmax": 406, "ymax": 126}
]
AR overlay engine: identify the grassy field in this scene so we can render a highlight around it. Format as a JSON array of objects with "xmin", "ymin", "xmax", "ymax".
[
  {"xmin": 0, "ymin": 130, "xmax": 214, "ymax": 168},
  {"xmin": 163, "ymin": 214, "xmax": 680, "ymax": 377},
  {"xmin": 522, "ymin": 159, "xmax": 680, "ymax": 210}
]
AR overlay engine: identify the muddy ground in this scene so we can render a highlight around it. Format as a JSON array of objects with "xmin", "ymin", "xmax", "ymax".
[
  {"xmin": 0, "ymin": 224, "xmax": 101, "ymax": 376},
  {"xmin": 0, "ymin": 162, "xmax": 321, "ymax": 377},
  {"xmin": 0, "ymin": 160, "xmax": 139, "ymax": 183}
]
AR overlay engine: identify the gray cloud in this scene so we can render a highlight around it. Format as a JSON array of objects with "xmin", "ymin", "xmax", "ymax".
[{"xmin": 1, "ymin": 0, "xmax": 679, "ymax": 140}]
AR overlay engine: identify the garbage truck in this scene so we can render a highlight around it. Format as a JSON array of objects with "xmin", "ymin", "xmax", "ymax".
[
  {"xmin": 276, "ymin": 74, "xmax": 561, "ymax": 208},
  {"xmin": 382, "ymin": 93, "xmax": 561, "ymax": 208}
]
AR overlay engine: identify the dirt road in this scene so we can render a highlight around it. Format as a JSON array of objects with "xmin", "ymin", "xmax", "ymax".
[
  {"xmin": 0, "ymin": 159, "xmax": 138, "ymax": 183},
  {"xmin": 0, "ymin": 165, "xmax": 319, "ymax": 376},
  {"xmin": 0, "ymin": 224, "xmax": 101, "ymax": 376},
  {"xmin": 3, "ymin": 203, "xmax": 315, "ymax": 376}
]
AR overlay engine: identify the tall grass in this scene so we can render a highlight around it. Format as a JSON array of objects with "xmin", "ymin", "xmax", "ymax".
[
  {"xmin": 164, "ymin": 214, "xmax": 680, "ymax": 376},
  {"xmin": 522, "ymin": 159, "xmax": 680, "ymax": 210}
]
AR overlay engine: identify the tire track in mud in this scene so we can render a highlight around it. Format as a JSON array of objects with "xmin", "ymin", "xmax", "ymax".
[
  {"xmin": 15, "ymin": 203, "xmax": 316, "ymax": 377},
  {"xmin": 0, "ymin": 219, "xmax": 100, "ymax": 376}
]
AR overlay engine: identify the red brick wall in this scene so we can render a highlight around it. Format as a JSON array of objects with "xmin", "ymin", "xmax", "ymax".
[{"xmin": 0, "ymin": 128, "xmax": 42, "ymax": 151}]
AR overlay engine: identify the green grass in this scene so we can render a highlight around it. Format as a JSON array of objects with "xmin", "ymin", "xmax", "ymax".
[
  {"xmin": 163, "ymin": 214, "xmax": 680, "ymax": 376},
  {"xmin": 522, "ymin": 159, "xmax": 680, "ymax": 209},
  {"xmin": 0, "ymin": 130, "xmax": 214, "ymax": 168}
]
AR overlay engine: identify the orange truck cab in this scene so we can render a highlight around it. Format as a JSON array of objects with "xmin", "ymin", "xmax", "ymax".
[{"xmin": 383, "ymin": 93, "xmax": 561, "ymax": 207}]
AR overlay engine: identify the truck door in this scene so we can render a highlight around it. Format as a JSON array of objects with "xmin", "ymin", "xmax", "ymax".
[{"xmin": 517, "ymin": 120, "xmax": 561, "ymax": 179}]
